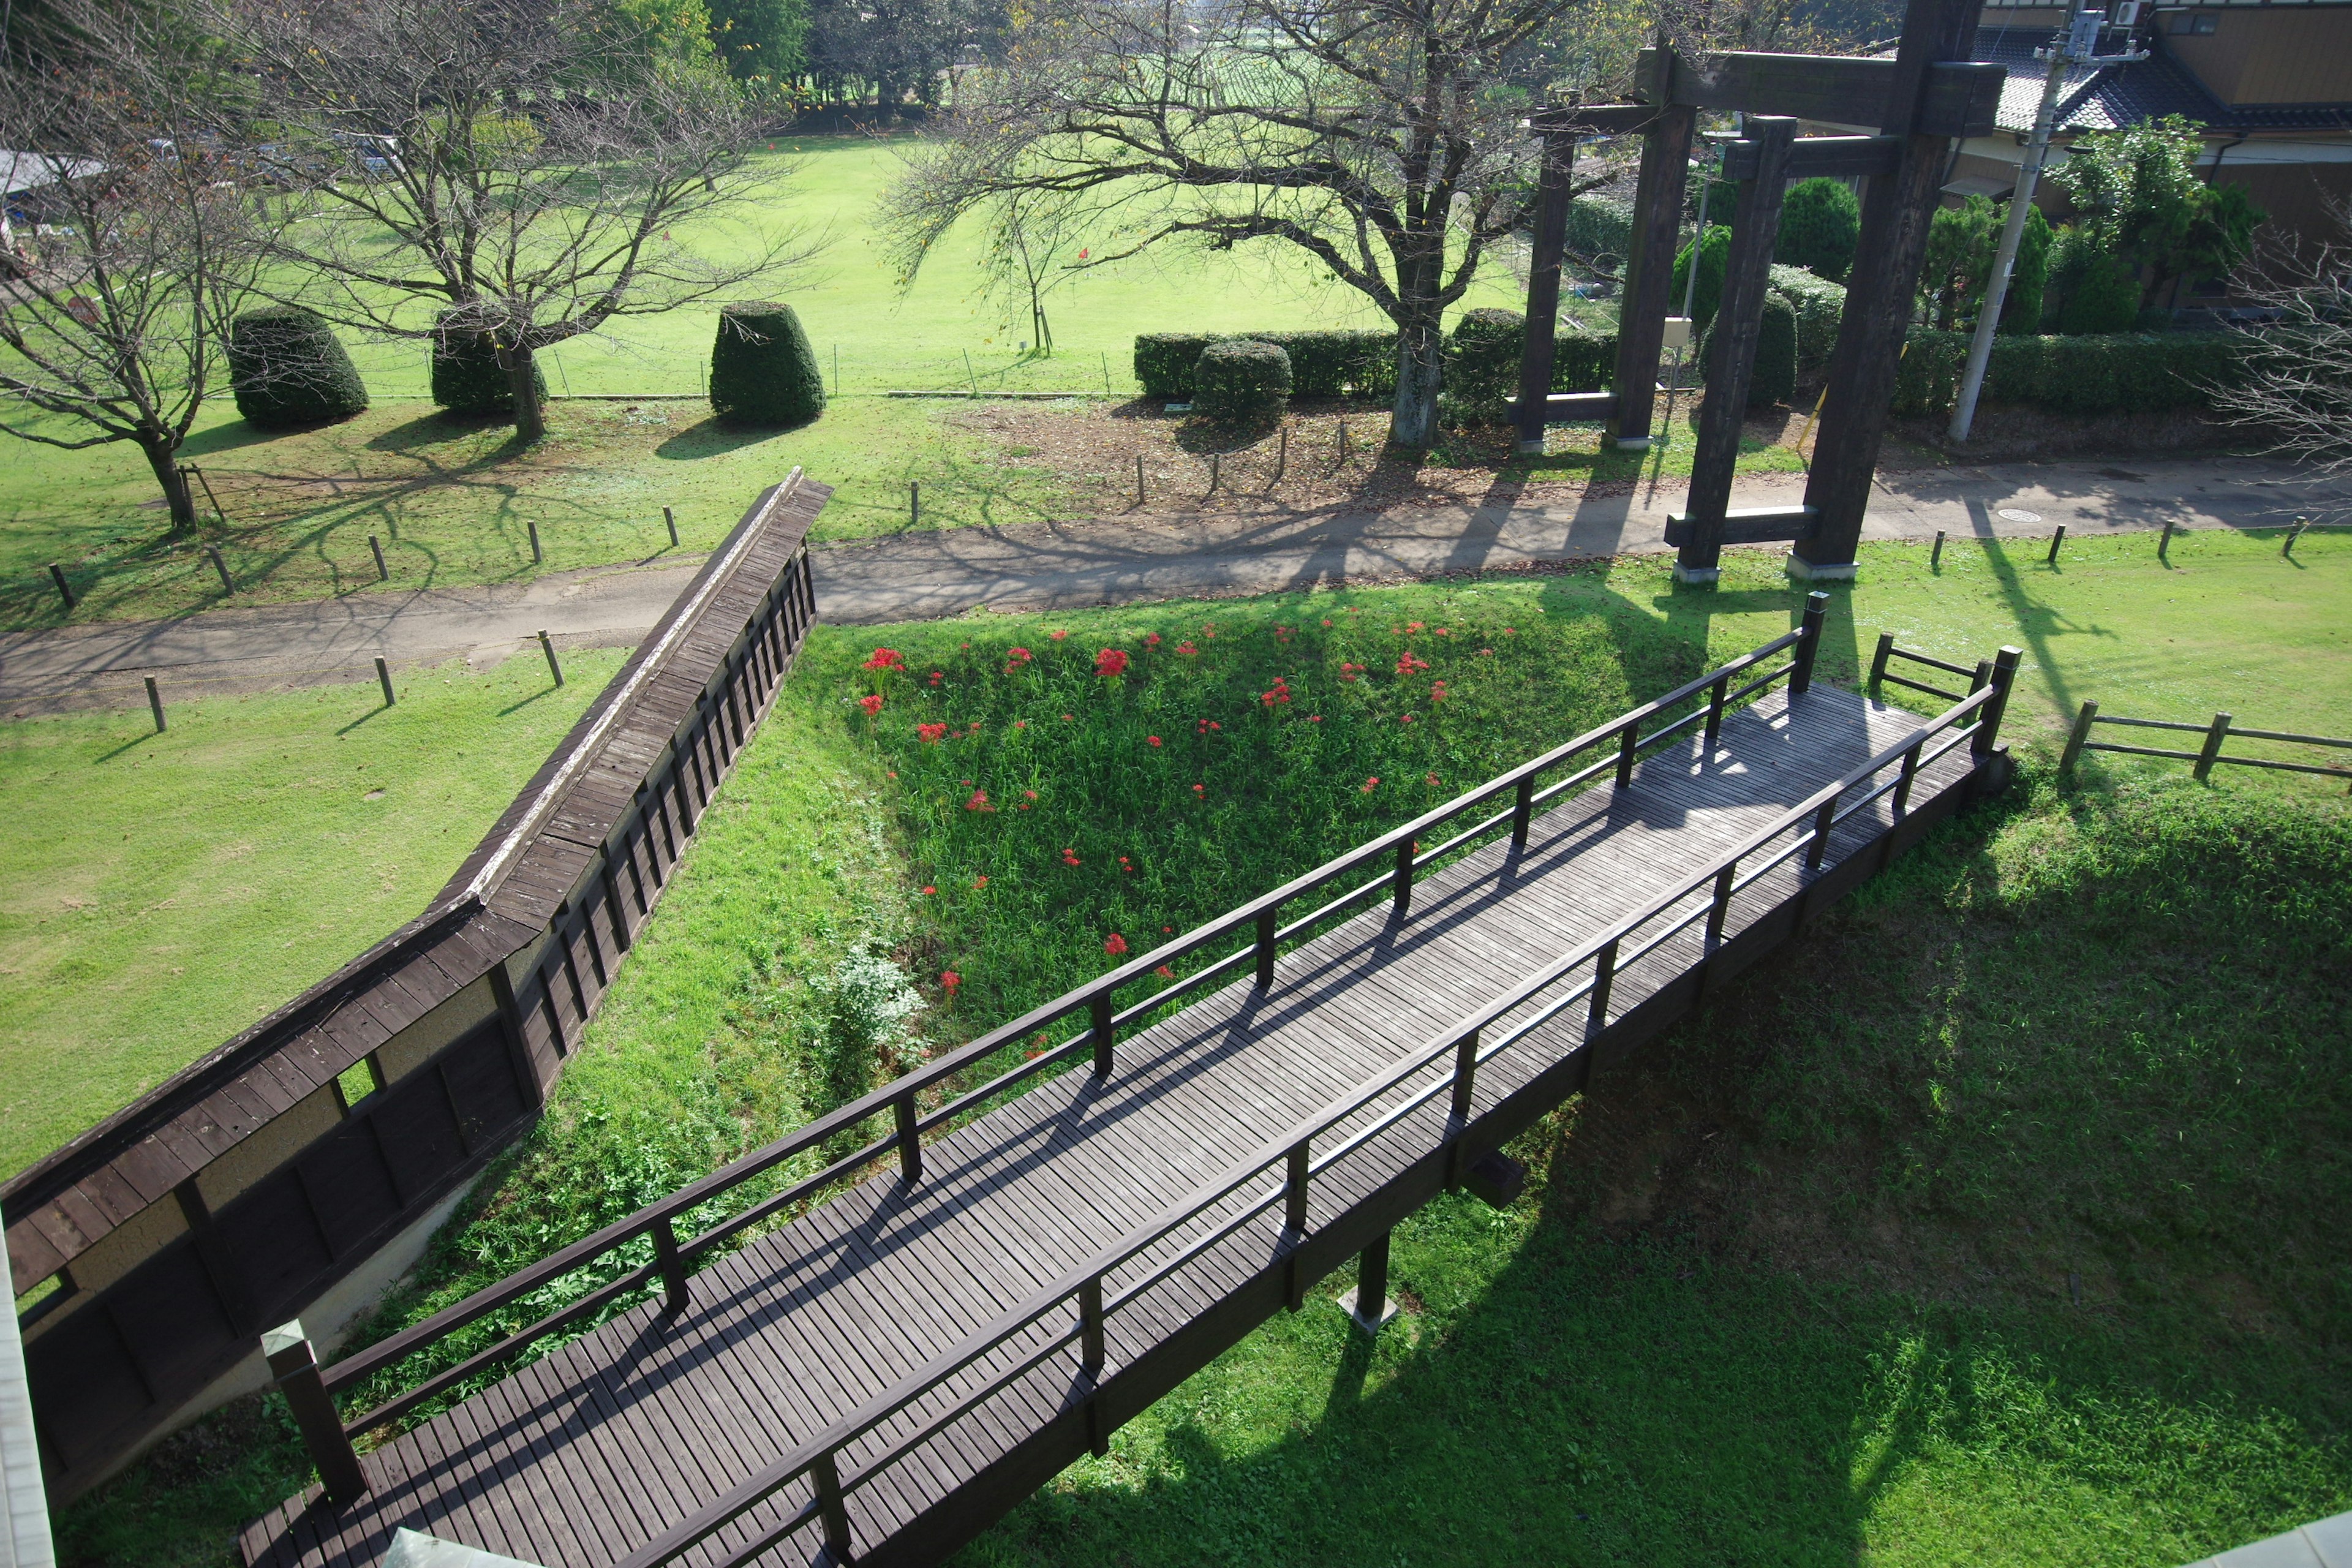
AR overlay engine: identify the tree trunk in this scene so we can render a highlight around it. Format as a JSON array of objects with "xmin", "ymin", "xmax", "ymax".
[
  {"xmin": 1389, "ymin": 318, "xmax": 1443, "ymax": 448},
  {"xmin": 503, "ymin": 344, "xmax": 546, "ymax": 443},
  {"xmin": 140, "ymin": 436, "xmax": 198, "ymax": 532}
]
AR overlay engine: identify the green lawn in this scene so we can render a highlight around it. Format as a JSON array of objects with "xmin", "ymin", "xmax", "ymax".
[
  {"xmin": 48, "ymin": 530, "xmax": 2352, "ymax": 1567},
  {"xmin": 0, "ymin": 650, "xmax": 623, "ymax": 1179}
]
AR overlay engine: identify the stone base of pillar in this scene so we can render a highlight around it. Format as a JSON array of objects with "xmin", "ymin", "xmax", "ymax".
[
  {"xmin": 1671, "ymin": 564, "xmax": 1721, "ymax": 586},
  {"xmin": 1785, "ymin": 554, "xmax": 1858, "ymax": 581},
  {"xmin": 1336, "ymin": 1286, "xmax": 1401, "ymax": 1335},
  {"xmin": 1612, "ymin": 435, "xmax": 1653, "ymax": 451},
  {"xmin": 1516, "ymin": 436, "xmax": 1545, "ymax": 455}
]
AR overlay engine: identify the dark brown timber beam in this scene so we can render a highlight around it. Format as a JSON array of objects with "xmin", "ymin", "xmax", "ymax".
[{"xmin": 1635, "ymin": 49, "xmax": 2005, "ymax": 140}]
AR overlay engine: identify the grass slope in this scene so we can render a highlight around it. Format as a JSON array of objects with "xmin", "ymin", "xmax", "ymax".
[
  {"xmin": 50, "ymin": 537, "xmax": 2352, "ymax": 1566},
  {"xmin": 0, "ymin": 651, "xmax": 622, "ymax": 1178}
]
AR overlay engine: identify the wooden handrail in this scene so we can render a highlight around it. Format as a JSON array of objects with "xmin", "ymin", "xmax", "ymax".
[
  {"xmin": 322, "ymin": 606, "xmax": 1830, "ymax": 1420},
  {"xmin": 611, "ymin": 655, "xmax": 2013, "ymax": 1568},
  {"xmin": 2060, "ymin": 700, "xmax": 2352, "ymax": 785}
]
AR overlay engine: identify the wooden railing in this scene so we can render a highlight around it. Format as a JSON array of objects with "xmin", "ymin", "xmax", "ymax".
[
  {"xmin": 265, "ymin": 592, "xmax": 1874, "ymax": 1500},
  {"xmin": 2060, "ymin": 703, "xmax": 2351, "ymax": 790},
  {"xmin": 607, "ymin": 640, "xmax": 2021, "ymax": 1568},
  {"xmin": 1868, "ymin": 630, "xmax": 1990, "ymax": 706}
]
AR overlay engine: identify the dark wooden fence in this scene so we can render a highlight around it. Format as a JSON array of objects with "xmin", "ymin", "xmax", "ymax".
[
  {"xmin": 2060, "ymin": 701, "xmax": 2352, "ymax": 790},
  {"xmin": 4, "ymin": 472, "xmax": 831, "ymax": 1501}
]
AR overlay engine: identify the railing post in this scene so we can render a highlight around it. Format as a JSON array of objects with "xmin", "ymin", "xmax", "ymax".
[
  {"xmin": 1391, "ymin": 838, "xmax": 1414, "ymax": 918},
  {"xmin": 2059, "ymin": 700, "xmax": 2100, "ymax": 776},
  {"xmin": 1868, "ymin": 631, "xmax": 1894, "ymax": 692},
  {"xmin": 1969, "ymin": 658, "xmax": 1991, "ymax": 695},
  {"xmin": 1510, "ymin": 775, "xmax": 1534, "ymax": 851},
  {"xmin": 1790, "ymin": 590, "xmax": 1829, "ymax": 696},
  {"xmin": 1586, "ymin": 939, "xmax": 1618, "ymax": 1037},
  {"xmin": 652, "ymin": 1216, "xmax": 689, "ymax": 1316},
  {"xmin": 812, "ymin": 1449, "xmax": 854, "ymax": 1562},
  {"xmin": 1255, "ymin": 906, "xmax": 1278, "ymax": 990},
  {"xmin": 1284, "ymin": 1142, "xmax": 1311, "ymax": 1235},
  {"xmin": 1079, "ymin": 1276, "xmax": 1105, "ymax": 1376},
  {"xmin": 894, "ymin": 1092, "xmax": 922, "ymax": 1185},
  {"xmin": 1705, "ymin": 861, "xmax": 1737, "ymax": 945},
  {"xmin": 1805, "ymin": 791, "xmax": 1840, "ymax": 870},
  {"xmin": 1449, "ymin": 1027, "xmax": 1480, "ymax": 1121},
  {"xmin": 1090, "ymin": 990, "xmax": 1115, "ymax": 1077},
  {"xmin": 1703, "ymin": 673, "xmax": 1730, "ymax": 750},
  {"xmin": 262, "ymin": 1321, "xmax": 367, "ymax": 1506},
  {"xmin": 2195, "ymin": 712, "xmax": 2233, "ymax": 782},
  {"xmin": 1972, "ymin": 647, "xmax": 2022, "ymax": 760},
  {"xmin": 1893, "ymin": 741, "xmax": 1924, "ymax": 813},
  {"xmin": 1614, "ymin": 721, "xmax": 1639, "ymax": 788}
]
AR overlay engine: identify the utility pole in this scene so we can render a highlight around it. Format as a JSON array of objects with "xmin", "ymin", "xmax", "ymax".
[{"xmin": 1950, "ymin": 1, "xmax": 2147, "ymax": 442}]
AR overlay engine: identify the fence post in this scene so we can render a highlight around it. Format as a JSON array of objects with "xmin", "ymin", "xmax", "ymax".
[
  {"xmin": 1703, "ymin": 672, "xmax": 1730, "ymax": 749},
  {"xmin": 664, "ymin": 505, "xmax": 679, "ymax": 546},
  {"xmin": 1090, "ymin": 990, "xmax": 1114, "ymax": 1077},
  {"xmin": 1079, "ymin": 1276, "xmax": 1105, "ymax": 1375},
  {"xmin": 2194, "ymin": 712, "xmax": 2233, "ymax": 782},
  {"xmin": 1805, "ymin": 791, "xmax": 1840, "ymax": 870},
  {"xmin": 1284, "ymin": 1141, "xmax": 1311, "ymax": 1235},
  {"xmin": 1449, "ymin": 1027, "xmax": 1480, "ymax": 1121},
  {"xmin": 205, "ymin": 545, "xmax": 233, "ymax": 595},
  {"xmin": 1272, "ymin": 425, "xmax": 1287, "ymax": 488},
  {"xmin": 1587, "ymin": 939, "xmax": 1618, "ymax": 1037},
  {"xmin": 1931, "ymin": 529, "xmax": 1945, "ymax": 570},
  {"xmin": 2059, "ymin": 700, "xmax": 2099, "ymax": 775},
  {"xmin": 538, "ymin": 630, "xmax": 564, "ymax": 687},
  {"xmin": 375, "ymin": 656, "xmax": 395, "ymax": 707},
  {"xmin": 369, "ymin": 534, "xmax": 389, "ymax": 581},
  {"xmin": 47, "ymin": 563, "xmax": 75, "ymax": 609},
  {"xmin": 1867, "ymin": 631, "xmax": 1894, "ymax": 691},
  {"xmin": 1705, "ymin": 861, "xmax": 1737, "ymax": 944},
  {"xmin": 812, "ymin": 1450, "xmax": 853, "ymax": 1562},
  {"xmin": 262, "ymin": 1321, "xmax": 367, "ymax": 1506},
  {"xmin": 2285, "ymin": 517, "xmax": 2305, "ymax": 558},
  {"xmin": 1893, "ymin": 739, "xmax": 1924, "ymax": 812},
  {"xmin": 2045, "ymin": 524, "xmax": 2065, "ymax": 565},
  {"xmin": 2158, "ymin": 518, "xmax": 2174, "ymax": 563},
  {"xmin": 1136, "ymin": 453, "xmax": 1145, "ymax": 505},
  {"xmin": 910, "ymin": 481, "xmax": 919, "ymax": 528},
  {"xmin": 1391, "ymin": 837, "xmax": 1414, "ymax": 917},
  {"xmin": 1614, "ymin": 720, "xmax": 1640, "ymax": 788},
  {"xmin": 145, "ymin": 675, "xmax": 165, "ymax": 733},
  {"xmin": 1790, "ymin": 590, "xmax": 1829, "ymax": 696},
  {"xmin": 652, "ymin": 1216, "xmax": 689, "ymax": 1316},
  {"xmin": 1254, "ymin": 906, "xmax": 1278, "ymax": 990},
  {"xmin": 1510, "ymin": 774, "xmax": 1534, "ymax": 851},
  {"xmin": 527, "ymin": 518, "xmax": 542, "ymax": 564},
  {"xmin": 1972, "ymin": 647, "xmax": 2022, "ymax": 760},
  {"xmin": 894, "ymin": 1091, "xmax": 922, "ymax": 1184}
]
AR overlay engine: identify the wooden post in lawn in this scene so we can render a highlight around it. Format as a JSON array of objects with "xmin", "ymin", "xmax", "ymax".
[
  {"xmin": 1672, "ymin": 116, "xmax": 1796, "ymax": 585},
  {"xmin": 1610, "ymin": 56, "xmax": 1695, "ymax": 452},
  {"xmin": 145, "ymin": 675, "xmax": 165, "ymax": 733},
  {"xmin": 48, "ymin": 563, "xmax": 75, "ymax": 609},
  {"xmin": 1792, "ymin": 0, "xmax": 1986, "ymax": 581}
]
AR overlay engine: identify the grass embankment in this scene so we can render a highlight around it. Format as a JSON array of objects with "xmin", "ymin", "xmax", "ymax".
[
  {"xmin": 0, "ymin": 650, "xmax": 622, "ymax": 1178},
  {"xmin": 53, "ymin": 538, "xmax": 2352, "ymax": 1566}
]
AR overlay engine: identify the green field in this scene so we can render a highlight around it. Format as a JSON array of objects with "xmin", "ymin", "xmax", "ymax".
[
  {"xmin": 0, "ymin": 650, "xmax": 624, "ymax": 1178},
  {"xmin": 51, "ymin": 527, "xmax": 2351, "ymax": 1568}
]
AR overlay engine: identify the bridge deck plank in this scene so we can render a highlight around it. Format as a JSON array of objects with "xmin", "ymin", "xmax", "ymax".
[{"xmin": 243, "ymin": 685, "xmax": 1967, "ymax": 1568}]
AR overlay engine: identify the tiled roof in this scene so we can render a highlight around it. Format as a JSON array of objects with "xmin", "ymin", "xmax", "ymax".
[{"xmin": 1970, "ymin": 26, "xmax": 2352, "ymax": 134}]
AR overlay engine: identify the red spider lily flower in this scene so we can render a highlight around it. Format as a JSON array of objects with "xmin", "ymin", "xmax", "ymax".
[
  {"xmin": 1430, "ymin": 680, "xmax": 1449, "ymax": 703},
  {"xmin": 1014, "ymin": 719, "xmax": 1028, "ymax": 729},
  {"xmin": 960, "ymin": 643, "xmax": 971, "ymax": 650},
  {"xmin": 1024, "ymin": 789, "xmax": 1038, "ymax": 800},
  {"xmin": 1434, "ymin": 627, "xmax": 1450, "ymax": 637},
  {"xmin": 1103, "ymin": 933, "xmax": 1128, "ymax": 956},
  {"xmin": 1360, "ymin": 777, "xmax": 1379, "ymax": 793},
  {"xmin": 922, "ymin": 885, "xmax": 937, "ymax": 895},
  {"xmin": 1479, "ymin": 648, "xmax": 1494, "ymax": 657},
  {"xmin": 1095, "ymin": 647, "xmax": 1131, "ymax": 678},
  {"xmin": 1426, "ymin": 773, "xmax": 1442, "ymax": 787},
  {"xmin": 1156, "ymin": 964, "xmax": 1175, "ymax": 980},
  {"xmin": 1006, "ymin": 647, "xmax": 1033, "ymax": 668},
  {"xmin": 1261, "ymin": 676, "xmax": 1293, "ymax": 708},
  {"xmin": 1049, "ymin": 630, "xmax": 1068, "ymax": 641},
  {"xmin": 1175, "ymin": 641, "xmax": 1200, "ymax": 656},
  {"xmin": 862, "ymin": 647, "xmax": 907, "ymax": 673},
  {"xmin": 859, "ymin": 693, "xmax": 884, "ymax": 717},
  {"xmin": 1339, "ymin": 662, "xmax": 1365, "ymax": 682},
  {"xmin": 1322, "ymin": 619, "xmax": 1333, "ymax": 627},
  {"xmin": 886, "ymin": 771, "xmax": 898, "ymax": 779},
  {"xmin": 1396, "ymin": 652, "xmax": 1430, "ymax": 676},
  {"xmin": 1307, "ymin": 714, "xmax": 1322, "ymax": 722},
  {"xmin": 1401, "ymin": 714, "xmax": 1416, "ymax": 724},
  {"xmin": 968, "ymin": 721, "xmax": 982, "ymax": 732},
  {"xmin": 1406, "ymin": 621, "xmax": 1425, "ymax": 633},
  {"xmin": 974, "ymin": 876, "xmax": 989, "ymax": 889},
  {"xmin": 965, "ymin": 790, "xmax": 994, "ymax": 812},
  {"xmin": 1191, "ymin": 783, "xmax": 1205, "ymax": 796},
  {"xmin": 1503, "ymin": 627, "xmax": 1516, "ymax": 635},
  {"xmin": 962, "ymin": 778, "xmax": 973, "ymax": 786},
  {"xmin": 1147, "ymin": 735, "xmax": 1163, "ymax": 747},
  {"xmin": 1061, "ymin": 713, "xmax": 1074, "ymax": 722},
  {"xmin": 1061, "ymin": 849, "xmax": 1082, "ymax": 866},
  {"xmin": 942, "ymin": 970, "xmax": 960, "ymax": 990},
  {"xmin": 929, "ymin": 673, "xmax": 944, "ymax": 686},
  {"xmin": 916, "ymin": 723, "xmax": 949, "ymax": 743},
  {"xmin": 1145, "ymin": 632, "xmax": 1162, "ymax": 647}
]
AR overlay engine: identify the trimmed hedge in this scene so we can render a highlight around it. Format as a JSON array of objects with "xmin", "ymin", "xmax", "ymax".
[
  {"xmin": 1193, "ymin": 340, "xmax": 1292, "ymax": 418},
  {"xmin": 1697, "ymin": 294, "xmax": 1798, "ymax": 408},
  {"xmin": 1776, "ymin": 178, "xmax": 1860, "ymax": 283},
  {"xmin": 1444, "ymin": 308, "xmax": 1617, "ymax": 423},
  {"xmin": 710, "ymin": 301, "xmax": 825, "ymax": 427},
  {"xmin": 431, "ymin": 315, "xmax": 545, "ymax": 417},
  {"xmin": 1563, "ymin": 197, "xmax": 1634, "ymax": 266},
  {"xmin": 229, "ymin": 307, "xmax": 369, "ymax": 428},
  {"xmin": 1134, "ymin": 331, "xmax": 1394, "ymax": 400},
  {"xmin": 1768, "ymin": 265, "xmax": 1846, "ymax": 378},
  {"xmin": 1891, "ymin": 328, "xmax": 2254, "ymax": 418},
  {"xmin": 1670, "ymin": 225, "xmax": 1732, "ymax": 332}
]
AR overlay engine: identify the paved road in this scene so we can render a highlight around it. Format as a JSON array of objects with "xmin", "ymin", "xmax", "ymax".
[{"xmin": 4, "ymin": 455, "xmax": 2339, "ymax": 712}]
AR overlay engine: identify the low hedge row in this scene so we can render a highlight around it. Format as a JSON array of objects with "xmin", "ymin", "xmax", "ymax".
[
  {"xmin": 1891, "ymin": 328, "xmax": 2253, "ymax": 418},
  {"xmin": 1134, "ymin": 331, "xmax": 1395, "ymax": 400},
  {"xmin": 1769, "ymin": 265, "xmax": 1845, "ymax": 378},
  {"xmin": 1446, "ymin": 309, "xmax": 1616, "ymax": 422}
]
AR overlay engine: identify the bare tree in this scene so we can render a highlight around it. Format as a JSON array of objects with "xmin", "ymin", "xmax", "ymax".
[
  {"xmin": 216, "ymin": 0, "xmax": 815, "ymax": 443},
  {"xmin": 878, "ymin": 0, "xmax": 1629, "ymax": 447},
  {"xmin": 0, "ymin": 3, "xmax": 270, "ymax": 531},
  {"xmin": 973, "ymin": 189, "xmax": 1090, "ymax": 353},
  {"xmin": 2211, "ymin": 200, "xmax": 2352, "ymax": 503}
]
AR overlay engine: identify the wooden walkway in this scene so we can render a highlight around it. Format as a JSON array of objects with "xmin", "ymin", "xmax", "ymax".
[{"xmin": 243, "ymin": 660, "xmax": 2005, "ymax": 1568}]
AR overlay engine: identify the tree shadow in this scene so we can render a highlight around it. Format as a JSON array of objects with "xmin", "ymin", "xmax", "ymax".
[
  {"xmin": 367, "ymin": 412, "xmax": 522, "ymax": 457},
  {"xmin": 655, "ymin": 418, "xmax": 788, "ymax": 461},
  {"xmin": 179, "ymin": 421, "xmax": 298, "ymax": 459}
]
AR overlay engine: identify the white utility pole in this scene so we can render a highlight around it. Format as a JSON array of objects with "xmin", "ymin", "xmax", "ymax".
[{"xmin": 1948, "ymin": 0, "xmax": 2147, "ymax": 443}]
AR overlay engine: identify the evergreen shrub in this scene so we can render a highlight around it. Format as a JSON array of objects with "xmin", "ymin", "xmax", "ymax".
[
  {"xmin": 1696, "ymin": 294, "xmax": 1798, "ymax": 407},
  {"xmin": 1191, "ymin": 340, "xmax": 1292, "ymax": 418},
  {"xmin": 1776, "ymin": 178, "xmax": 1860, "ymax": 282},
  {"xmin": 1670, "ymin": 225, "xmax": 1732, "ymax": 331},
  {"xmin": 2003, "ymin": 206, "xmax": 2055, "ymax": 333},
  {"xmin": 1134, "ymin": 331, "xmax": 1392, "ymax": 400},
  {"xmin": 1890, "ymin": 328, "xmax": 2252, "ymax": 418},
  {"xmin": 228, "ymin": 307, "xmax": 369, "ymax": 428},
  {"xmin": 1442, "ymin": 309, "xmax": 1618, "ymax": 424},
  {"xmin": 710, "ymin": 301, "xmax": 825, "ymax": 426},
  {"xmin": 1768, "ymin": 266, "xmax": 1846, "ymax": 377},
  {"xmin": 431, "ymin": 314, "xmax": 545, "ymax": 416}
]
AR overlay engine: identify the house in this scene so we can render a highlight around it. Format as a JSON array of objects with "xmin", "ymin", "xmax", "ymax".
[{"xmin": 1943, "ymin": 0, "xmax": 2352, "ymax": 281}]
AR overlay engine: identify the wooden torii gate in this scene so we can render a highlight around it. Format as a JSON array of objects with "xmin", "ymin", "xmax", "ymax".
[{"xmin": 1513, "ymin": 0, "xmax": 2004, "ymax": 582}]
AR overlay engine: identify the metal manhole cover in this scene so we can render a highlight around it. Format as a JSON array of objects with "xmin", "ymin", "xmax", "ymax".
[{"xmin": 1997, "ymin": 508, "xmax": 2043, "ymax": 524}]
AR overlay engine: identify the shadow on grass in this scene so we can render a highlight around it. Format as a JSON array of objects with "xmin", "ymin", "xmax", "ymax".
[
  {"xmin": 179, "ymin": 421, "xmax": 300, "ymax": 460},
  {"xmin": 656, "ymin": 418, "xmax": 790, "ymax": 461}
]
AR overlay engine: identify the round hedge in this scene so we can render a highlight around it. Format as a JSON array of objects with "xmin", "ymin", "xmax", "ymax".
[
  {"xmin": 1698, "ymin": 293, "xmax": 1798, "ymax": 409},
  {"xmin": 229, "ymin": 307, "xmax": 369, "ymax": 428},
  {"xmin": 431, "ymin": 314, "xmax": 546, "ymax": 417},
  {"xmin": 1775, "ymin": 178, "xmax": 1860, "ymax": 284},
  {"xmin": 1193, "ymin": 339, "xmax": 1291, "ymax": 419},
  {"xmin": 710, "ymin": 302, "xmax": 824, "ymax": 427}
]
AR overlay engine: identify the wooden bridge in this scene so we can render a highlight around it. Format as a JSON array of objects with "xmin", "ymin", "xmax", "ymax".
[{"xmin": 241, "ymin": 602, "xmax": 2021, "ymax": 1568}]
